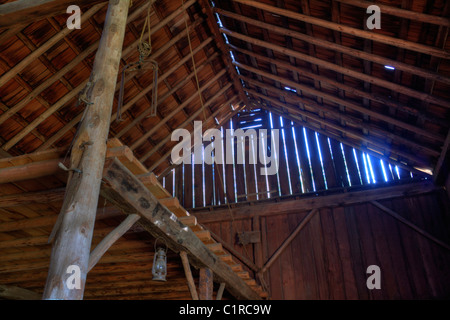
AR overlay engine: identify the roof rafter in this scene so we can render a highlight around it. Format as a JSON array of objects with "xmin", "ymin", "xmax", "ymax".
[
  {"xmin": 232, "ymin": 0, "xmax": 450, "ymax": 59},
  {"xmin": 222, "ymin": 27, "xmax": 450, "ymax": 109},
  {"xmin": 0, "ymin": 0, "xmax": 106, "ymax": 29}
]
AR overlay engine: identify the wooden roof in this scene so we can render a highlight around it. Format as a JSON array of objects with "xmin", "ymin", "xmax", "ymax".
[
  {"xmin": 0, "ymin": 0, "xmax": 449, "ymax": 175},
  {"xmin": 0, "ymin": 0, "xmax": 449, "ymax": 300},
  {"xmin": 0, "ymin": 0, "xmax": 242, "ymax": 176}
]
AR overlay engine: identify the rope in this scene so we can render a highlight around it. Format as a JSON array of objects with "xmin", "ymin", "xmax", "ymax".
[
  {"xmin": 183, "ymin": 1, "xmax": 208, "ymax": 123},
  {"xmin": 138, "ymin": 4, "xmax": 152, "ymax": 60},
  {"xmin": 117, "ymin": 0, "xmax": 158, "ymax": 121}
]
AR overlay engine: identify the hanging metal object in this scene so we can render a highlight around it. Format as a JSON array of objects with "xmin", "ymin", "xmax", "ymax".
[
  {"xmin": 116, "ymin": 1, "xmax": 158, "ymax": 121},
  {"xmin": 152, "ymin": 237, "xmax": 168, "ymax": 281}
]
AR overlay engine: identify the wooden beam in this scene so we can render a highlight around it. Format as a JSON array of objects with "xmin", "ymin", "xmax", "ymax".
[
  {"xmin": 215, "ymin": 8, "xmax": 450, "ymax": 86},
  {"xmin": 37, "ymin": 36, "xmax": 213, "ymax": 152},
  {"xmin": 232, "ymin": 0, "xmax": 450, "ymax": 59},
  {"xmin": 216, "ymin": 283, "xmax": 226, "ymax": 300},
  {"xmin": 0, "ymin": 0, "xmax": 159, "ymax": 148},
  {"xmin": 246, "ymin": 88, "xmax": 432, "ymax": 168},
  {"xmin": 0, "ymin": 158, "xmax": 64, "ymax": 184},
  {"xmin": 242, "ymin": 75, "xmax": 440, "ymax": 158},
  {"xmin": 0, "ymin": 187, "xmax": 66, "ymax": 208},
  {"xmin": 100, "ymin": 157, "xmax": 261, "ymax": 300},
  {"xmin": 193, "ymin": 180, "xmax": 438, "ymax": 223},
  {"xmin": 147, "ymin": 106, "xmax": 241, "ymax": 173},
  {"xmin": 229, "ymin": 42, "xmax": 447, "ymax": 128},
  {"xmin": 0, "ymin": 285, "xmax": 41, "ymax": 300},
  {"xmin": 88, "ymin": 214, "xmax": 140, "ymax": 272},
  {"xmin": 139, "ymin": 83, "xmax": 233, "ymax": 162},
  {"xmin": 335, "ymin": 0, "xmax": 450, "ymax": 27},
  {"xmin": 434, "ymin": 129, "xmax": 450, "ymax": 185},
  {"xmin": 198, "ymin": 0, "xmax": 250, "ymax": 107},
  {"xmin": 0, "ymin": 3, "xmax": 105, "ymax": 87},
  {"xmin": 267, "ymin": 106, "xmax": 431, "ymax": 176},
  {"xmin": 0, "ymin": 206, "xmax": 121, "ymax": 233},
  {"xmin": 222, "ymin": 27, "xmax": 450, "ymax": 109},
  {"xmin": 0, "ymin": 43, "xmax": 98, "ymax": 127},
  {"xmin": 150, "ymin": 99, "xmax": 245, "ymax": 175},
  {"xmin": 209, "ymin": 230, "xmax": 259, "ymax": 273},
  {"xmin": 0, "ymin": 145, "xmax": 141, "ymax": 185},
  {"xmin": 371, "ymin": 201, "xmax": 450, "ymax": 251},
  {"xmin": 114, "ymin": 31, "xmax": 214, "ymax": 138},
  {"xmin": 42, "ymin": 0, "xmax": 131, "ymax": 300},
  {"xmin": 260, "ymin": 209, "xmax": 318, "ymax": 274},
  {"xmin": 130, "ymin": 58, "xmax": 223, "ymax": 151},
  {"xmin": 179, "ymin": 251, "xmax": 199, "ymax": 300},
  {"xmin": 199, "ymin": 268, "xmax": 213, "ymax": 300},
  {"xmin": 0, "ymin": 0, "xmax": 106, "ymax": 29},
  {"xmin": 2, "ymin": 80, "xmax": 88, "ymax": 151},
  {"xmin": 10, "ymin": 0, "xmax": 191, "ymax": 151}
]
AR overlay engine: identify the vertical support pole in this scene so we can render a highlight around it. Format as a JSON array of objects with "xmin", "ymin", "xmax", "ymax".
[
  {"xmin": 199, "ymin": 268, "xmax": 213, "ymax": 300},
  {"xmin": 179, "ymin": 251, "xmax": 199, "ymax": 300},
  {"xmin": 42, "ymin": 0, "xmax": 130, "ymax": 300},
  {"xmin": 216, "ymin": 283, "xmax": 226, "ymax": 300}
]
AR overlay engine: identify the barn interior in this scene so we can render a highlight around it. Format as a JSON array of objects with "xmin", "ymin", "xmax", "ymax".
[{"xmin": 0, "ymin": 0, "xmax": 449, "ymax": 300}]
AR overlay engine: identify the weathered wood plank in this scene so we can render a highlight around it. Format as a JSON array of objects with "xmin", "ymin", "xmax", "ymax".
[{"xmin": 195, "ymin": 181, "xmax": 438, "ymax": 223}]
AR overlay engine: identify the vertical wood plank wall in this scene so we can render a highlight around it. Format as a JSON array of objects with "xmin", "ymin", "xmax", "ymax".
[
  {"xmin": 160, "ymin": 110, "xmax": 421, "ymax": 210},
  {"xmin": 203, "ymin": 190, "xmax": 450, "ymax": 299},
  {"xmin": 157, "ymin": 109, "xmax": 447, "ymax": 299}
]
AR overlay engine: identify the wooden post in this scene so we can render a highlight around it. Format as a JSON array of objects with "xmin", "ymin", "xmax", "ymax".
[
  {"xmin": 199, "ymin": 268, "xmax": 213, "ymax": 300},
  {"xmin": 179, "ymin": 251, "xmax": 199, "ymax": 300},
  {"xmin": 42, "ymin": 0, "xmax": 130, "ymax": 300},
  {"xmin": 216, "ymin": 283, "xmax": 226, "ymax": 300}
]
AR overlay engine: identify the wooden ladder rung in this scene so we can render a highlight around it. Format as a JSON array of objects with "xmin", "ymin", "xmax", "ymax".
[
  {"xmin": 230, "ymin": 264, "xmax": 243, "ymax": 272},
  {"xmin": 178, "ymin": 216, "xmax": 202, "ymax": 232},
  {"xmin": 245, "ymin": 279, "xmax": 256, "ymax": 286},
  {"xmin": 106, "ymin": 146, "xmax": 147, "ymax": 175},
  {"xmin": 138, "ymin": 173, "xmax": 173, "ymax": 199},
  {"xmin": 159, "ymin": 197, "xmax": 189, "ymax": 217},
  {"xmin": 219, "ymin": 254, "xmax": 233, "ymax": 264},
  {"xmin": 194, "ymin": 230, "xmax": 213, "ymax": 244},
  {"xmin": 106, "ymin": 138, "xmax": 123, "ymax": 149},
  {"xmin": 206, "ymin": 242, "xmax": 225, "ymax": 254},
  {"xmin": 237, "ymin": 271, "xmax": 250, "ymax": 280}
]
